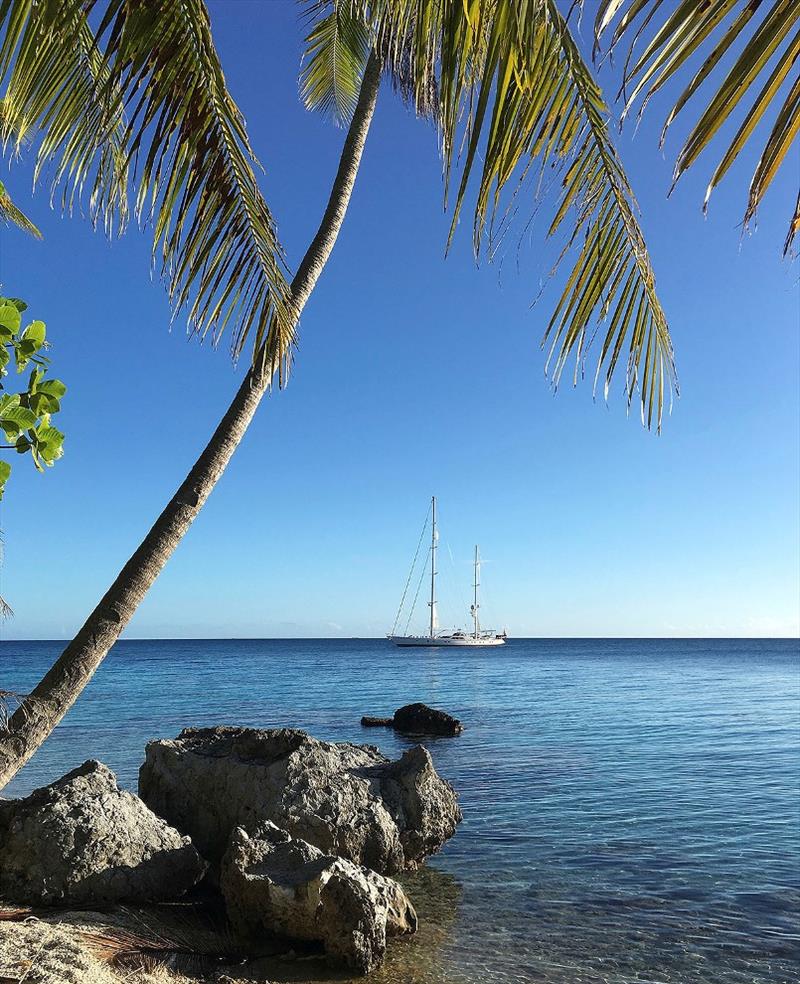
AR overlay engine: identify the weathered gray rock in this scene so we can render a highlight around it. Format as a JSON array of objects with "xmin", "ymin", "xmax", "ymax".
[
  {"xmin": 0, "ymin": 760, "xmax": 207, "ymax": 905},
  {"xmin": 220, "ymin": 822, "xmax": 416, "ymax": 974},
  {"xmin": 378, "ymin": 745, "xmax": 463, "ymax": 864},
  {"xmin": 392, "ymin": 703, "xmax": 463, "ymax": 736},
  {"xmin": 139, "ymin": 727, "xmax": 461, "ymax": 872}
]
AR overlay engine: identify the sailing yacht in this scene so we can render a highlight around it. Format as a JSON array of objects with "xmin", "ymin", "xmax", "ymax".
[{"xmin": 388, "ymin": 497, "xmax": 507, "ymax": 647}]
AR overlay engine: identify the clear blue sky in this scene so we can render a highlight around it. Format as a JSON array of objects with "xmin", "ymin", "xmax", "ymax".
[{"xmin": 0, "ymin": 3, "xmax": 798, "ymax": 639}]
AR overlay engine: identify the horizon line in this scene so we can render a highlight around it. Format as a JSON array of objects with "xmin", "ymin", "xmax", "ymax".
[{"xmin": 1, "ymin": 635, "xmax": 798, "ymax": 643}]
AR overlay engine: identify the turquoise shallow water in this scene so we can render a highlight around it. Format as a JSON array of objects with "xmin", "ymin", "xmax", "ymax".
[{"xmin": 1, "ymin": 637, "xmax": 799, "ymax": 983}]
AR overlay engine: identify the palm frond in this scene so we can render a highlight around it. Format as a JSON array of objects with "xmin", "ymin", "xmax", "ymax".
[
  {"xmin": 301, "ymin": 1, "xmax": 371, "ymax": 125},
  {"xmin": 0, "ymin": 0, "xmax": 129, "ymax": 237},
  {"xmin": 95, "ymin": 0, "xmax": 293, "ymax": 365},
  {"xmin": 0, "ymin": 178, "xmax": 39, "ymax": 237},
  {"xmin": 53, "ymin": 905, "xmax": 275, "ymax": 973},
  {"xmin": 349, "ymin": 0, "xmax": 675, "ymax": 428},
  {"xmin": 0, "ymin": 0, "xmax": 294, "ymax": 369},
  {"xmin": 0, "ymin": 905, "xmax": 32, "ymax": 919},
  {"xmin": 592, "ymin": 0, "xmax": 800, "ymax": 255}
]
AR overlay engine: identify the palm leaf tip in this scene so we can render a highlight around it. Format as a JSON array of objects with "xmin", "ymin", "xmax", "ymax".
[
  {"xmin": 591, "ymin": 0, "xmax": 800, "ymax": 252},
  {"xmin": 364, "ymin": 0, "xmax": 675, "ymax": 429},
  {"xmin": 784, "ymin": 191, "xmax": 800, "ymax": 256},
  {"xmin": 0, "ymin": 2, "xmax": 130, "ymax": 238},
  {"xmin": 0, "ymin": 181, "xmax": 41, "ymax": 238}
]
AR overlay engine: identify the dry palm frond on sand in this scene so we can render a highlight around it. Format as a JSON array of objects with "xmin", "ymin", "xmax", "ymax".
[{"xmin": 0, "ymin": 905, "xmax": 286, "ymax": 982}]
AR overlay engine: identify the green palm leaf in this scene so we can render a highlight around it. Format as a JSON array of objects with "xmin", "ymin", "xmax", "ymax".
[
  {"xmin": 0, "ymin": 0, "xmax": 129, "ymax": 236},
  {"xmin": 0, "ymin": 178, "xmax": 40, "ymax": 237},
  {"xmin": 0, "ymin": 0, "xmax": 293, "ymax": 372},
  {"xmin": 592, "ymin": 0, "xmax": 800, "ymax": 255},
  {"xmin": 333, "ymin": 0, "xmax": 674, "ymax": 428},
  {"xmin": 301, "ymin": 1, "xmax": 370, "ymax": 124}
]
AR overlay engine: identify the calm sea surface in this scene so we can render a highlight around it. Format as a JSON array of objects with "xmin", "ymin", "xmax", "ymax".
[{"xmin": 1, "ymin": 638, "xmax": 799, "ymax": 984}]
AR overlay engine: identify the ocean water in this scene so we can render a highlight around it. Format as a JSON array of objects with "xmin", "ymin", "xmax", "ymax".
[{"xmin": 1, "ymin": 637, "xmax": 799, "ymax": 984}]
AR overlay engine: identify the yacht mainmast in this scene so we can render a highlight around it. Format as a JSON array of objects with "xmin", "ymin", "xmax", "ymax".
[
  {"xmin": 428, "ymin": 496, "xmax": 438, "ymax": 637},
  {"xmin": 471, "ymin": 545, "xmax": 481, "ymax": 639}
]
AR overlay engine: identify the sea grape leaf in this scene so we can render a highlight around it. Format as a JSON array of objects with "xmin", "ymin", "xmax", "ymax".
[
  {"xmin": 0, "ymin": 459, "xmax": 10, "ymax": 500},
  {"xmin": 0, "ymin": 303, "xmax": 21, "ymax": 337}
]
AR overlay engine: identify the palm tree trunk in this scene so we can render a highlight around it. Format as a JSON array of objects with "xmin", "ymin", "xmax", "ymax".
[{"xmin": 0, "ymin": 53, "xmax": 381, "ymax": 792}]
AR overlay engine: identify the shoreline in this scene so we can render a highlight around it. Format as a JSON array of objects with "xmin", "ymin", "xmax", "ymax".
[{"xmin": 3, "ymin": 639, "xmax": 798, "ymax": 984}]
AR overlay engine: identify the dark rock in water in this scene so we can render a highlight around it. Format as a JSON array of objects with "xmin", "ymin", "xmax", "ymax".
[
  {"xmin": 392, "ymin": 703, "xmax": 464, "ymax": 736},
  {"xmin": 221, "ymin": 821, "xmax": 416, "ymax": 974},
  {"xmin": 139, "ymin": 726, "xmax": 461, "ymax": 873},
  {"xmin": 360, "ymin": 716, "xmax": 394, "ymax": 727},
  {"xmin": 0, "ymin": 760, "xmax": 207, "ymax": 905}
]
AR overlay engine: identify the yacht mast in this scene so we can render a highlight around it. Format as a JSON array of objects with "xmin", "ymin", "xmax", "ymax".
[
  {"xmin": 472, "ymin": 545, "xmax": 481, "ymax": 639},
  {"xmin": 429, "ymin": 496, "xmax": 437, "ymax": 637}
]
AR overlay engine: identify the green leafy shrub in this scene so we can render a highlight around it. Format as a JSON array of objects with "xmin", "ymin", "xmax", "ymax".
[{"xmin": 0, "ymin": 295, "xmax": 66, "ymax": 499}]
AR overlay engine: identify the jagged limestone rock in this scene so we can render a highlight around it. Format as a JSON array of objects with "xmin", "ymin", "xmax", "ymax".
[
  {"xmin": 139, "ymin": 727, "xmax": 461, "ymax": 872},
  {"xmin": 220, "ymin": 821, "xmax": 416, "ymax": 973},
  {"xmin": 0, "ymin": 760, "xmax": 207, "ymax": 905}
]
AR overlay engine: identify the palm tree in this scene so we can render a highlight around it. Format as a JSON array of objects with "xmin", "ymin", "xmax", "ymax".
[{"xmin": 0, "ymin": 0, "xmax": 795, "ymax": 789}]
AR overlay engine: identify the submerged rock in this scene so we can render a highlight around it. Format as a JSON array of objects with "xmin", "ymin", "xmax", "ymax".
[
  {"xmin": 360, "ymin": 702, "xmax": 464, "ymax": 736},
  {"xmin": 139, "ymin": 726, "xmax": 461, "ymax": 872},
  {"xmin": 0, "ymin": 760, "xmax": 207, "ymax": 906},
  {"xmin": 221, "ymin": 821, "xmax": 416, "ymax": 973}
]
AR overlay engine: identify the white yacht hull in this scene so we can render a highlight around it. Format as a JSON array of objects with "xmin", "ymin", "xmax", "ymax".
[{"xmin": 390, "ymin": 635, "xmax": 507, "ymax": 647}]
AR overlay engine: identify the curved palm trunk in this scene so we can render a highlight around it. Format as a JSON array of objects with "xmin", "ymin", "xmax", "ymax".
[{"xmin": 0, "ymin": 54, "xmax": 381, "ymax": 792}]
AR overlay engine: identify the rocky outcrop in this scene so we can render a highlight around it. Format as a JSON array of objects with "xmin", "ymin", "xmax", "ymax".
[
  {"xmin": 361, "ymin": 702, "xmax": 464, "ymax": 736},
  {"xmin": 139, "ymin": 727, "xmax": 461, "ymax": 872},
  {"xmin": 220, "ymin": 822, "xmax": 416, "ymax": 973},
  {"xmin": 0, "ymin": 760, "xmax": 207, "ymax": 905}
]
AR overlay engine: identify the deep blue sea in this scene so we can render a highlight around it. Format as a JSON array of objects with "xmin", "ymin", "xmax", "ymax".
[{"xmin": 1, "ymin": 638, "xmax": 799, "ymax": 983}]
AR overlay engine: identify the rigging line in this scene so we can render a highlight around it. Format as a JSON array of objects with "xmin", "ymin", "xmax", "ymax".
[
  {"xmin": 447, "ymin": 541, "xmax": 469, "ymax": 620},
  {"xmin": 390, "ymin": 501, "xmax": 431, "ymax": 636},
  {"xmin": 479, "ymin": 558, "xmax": 500, "ymax": 629},
  {"xmin": 403, "ymin": 551, "xmax": 431, "ymax": 636}
]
